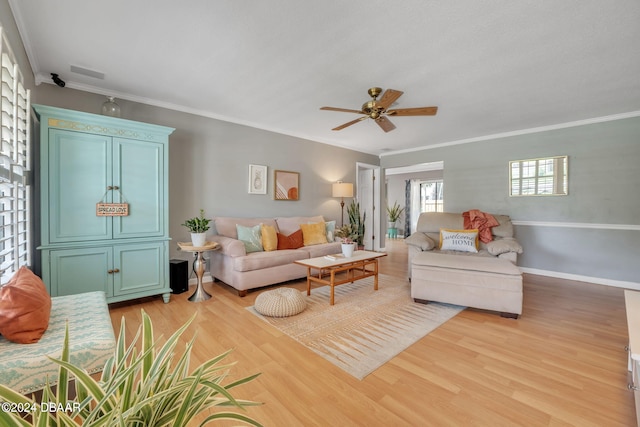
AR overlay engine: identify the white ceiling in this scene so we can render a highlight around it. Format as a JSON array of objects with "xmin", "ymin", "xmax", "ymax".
[{"xmin": 8, "ymin": 1, "xmax": 640, "ymax": 156}]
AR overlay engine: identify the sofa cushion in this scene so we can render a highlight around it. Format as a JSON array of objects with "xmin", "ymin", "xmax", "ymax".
[
  {"xmin": 417, "ymin": 212, "xmax": 463, "ymax": 234},
  {"xmin": 486, "ymin": 238, "xmax": 523, "ymax": 256},
  {"xmin": 413, "ymin": 252, "xmax": 521, "ymax": 276},
  {"xmin": 0, "ymin": 267, "xmax": 52, "ymax": 344},
  {"xmin": 301, "ymin": 242, "xmax": 342, "ymax": 258},
  {"xmin": 405, "ymin": 232, "xmax": 436, "ymax": 251},
  {"xmin": 439, "ymin": 229, "xmax": 479, "ymax": 253},
  {"xmin": 236, "ymin": 224, "xmax": 264, "ymax": 253},
  {"xmin": 491, "ymin": 215, "xmax": 514, "ymax": 238},
  {"xmin": 233, "ymin": 250, "xmax": 309, "ymax": 272},
  {"xmin": 276, "ymin": 216, "xmax": 324, "ymax": 236},
  {"xmin": 300, "ymin": 222, "xmax": 328, "ymax": 246},
  {"xmin": 277, "ymin": 229, "xmax": 304, "ymax": 250},
  {"xmin": 215, "ymin": 217, "xmax": 277, "ymax": 239},
  {"xmin": 261, "ymin": 224, "xmax": 278, "ymax": 252},
  {"xmin": 416, "ymin": 212, "xmax": 514, "ymax": 239}
]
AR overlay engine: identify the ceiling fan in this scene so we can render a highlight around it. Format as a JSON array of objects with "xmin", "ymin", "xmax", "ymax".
[{"xmin": 320, "ymin": 87, "xmax": 438, "ymax": 133}]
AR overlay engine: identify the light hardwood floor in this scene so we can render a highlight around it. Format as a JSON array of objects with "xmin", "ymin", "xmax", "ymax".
[{"xmin": 108, "ymin": 240, "xmax": 636, "ymax": 426}]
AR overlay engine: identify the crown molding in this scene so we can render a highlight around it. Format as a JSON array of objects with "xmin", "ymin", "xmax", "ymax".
[{"xmin": 379, "ymin": 111, "xmax": 640, "ymax": 158}]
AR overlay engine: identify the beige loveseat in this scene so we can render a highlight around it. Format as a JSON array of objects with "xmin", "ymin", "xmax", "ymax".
[
  {"xmin": 405, "ymin": 212, "xmax": 524, "ymax": 318},
  {"xmin": 209, "ymin": 216, "xmax": 341, "ymax": 296}
]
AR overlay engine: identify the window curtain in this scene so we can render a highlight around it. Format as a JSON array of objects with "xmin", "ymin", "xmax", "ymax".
[
  {"xmin": 410, "ymin": 179, "xmax": 421, "ymax": 233},
  {"xmin": 404, "ymin": 180, "xmax": 411, "ymax": 237}
]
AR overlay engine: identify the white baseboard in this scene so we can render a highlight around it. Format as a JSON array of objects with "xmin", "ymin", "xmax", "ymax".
[{"xmin": 520, "ymin": 267, "xmax": 640, "ymax": 291}]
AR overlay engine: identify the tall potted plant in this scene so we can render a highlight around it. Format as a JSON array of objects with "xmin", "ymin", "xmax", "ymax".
[
  {"xmin": 386, "ymin": 201, "xmax": 405, "ymax": 228},
  {"xmin": 347, "ymin": 201, "xmax": 366, "ymax": 248},
  {"xmin": 182, "ymin": 209, "xmax": 211, "ymax": 247},
  {"xmin": 0, "ymin": 310, "xmax": 263, "ymax": 426}
]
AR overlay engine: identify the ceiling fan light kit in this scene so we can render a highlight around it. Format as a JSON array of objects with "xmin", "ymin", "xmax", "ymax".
[{"xmin": 321, "ymin": 87, "xmax": 438, "ymax": 132}]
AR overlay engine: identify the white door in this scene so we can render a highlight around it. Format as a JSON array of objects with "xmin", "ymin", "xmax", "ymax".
[{"xmin": 356, "ymin": 163, "xmax": 381, "ymax": 251}]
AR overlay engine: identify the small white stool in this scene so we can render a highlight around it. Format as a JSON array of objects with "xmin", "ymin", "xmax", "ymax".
[{"xmin": 254, "ymin": 288, "xmax": 306, "ymax": 317}]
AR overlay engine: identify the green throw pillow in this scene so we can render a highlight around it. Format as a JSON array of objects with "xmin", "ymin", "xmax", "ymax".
[
  {"xmin": 325, "ymin": 220, "xmax": 336, "ymax": 242},
  {"xmin": 236, "ymin": 224, "xmax": 264, "ymax": 253}
]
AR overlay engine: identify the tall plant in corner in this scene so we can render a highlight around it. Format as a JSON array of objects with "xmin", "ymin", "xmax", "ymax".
[
  {"xmin": 0, "ymin": 310, "xmax": 263, "ymax": 427},
  {"xmin": 347, "ymin": 200, "xmax": 366, "ymax": 247}
]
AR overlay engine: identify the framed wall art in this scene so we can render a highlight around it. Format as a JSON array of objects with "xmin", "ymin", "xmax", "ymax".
[
  {"xmin": 248, "ymin": 164, "xmax": 267, "ymax": 194},
  {"xmin": 274, "ymin": 170, "xmax": 299, "ymax": 201}
]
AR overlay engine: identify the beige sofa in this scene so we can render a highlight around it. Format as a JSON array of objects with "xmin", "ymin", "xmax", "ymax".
[
  {"xmin": 405, "ymin": 212, "xmax": 524, "ymax": 318},
  {"xmin": 209, "ymin": 216, "xmax": 341, "ymax": 296}
]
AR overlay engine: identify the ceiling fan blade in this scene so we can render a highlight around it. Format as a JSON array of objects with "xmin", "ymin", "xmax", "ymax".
[
  {"xmin": 332, "ymin": 116, "xmax": 368, "ymax": 131},
  {"xmin": 375, "ymin": 116, "xmax": 396, "ymax": 133},
  {"xmin": 386, "ymin": 106, "xmax": 438, "ymax": 116},
  {"xmin": 320, "ymin": 106, "xmax": 364, "ymax": 114},
  {"xmin": 377, "ymin": 89, "xmax": 404, "ymax": 110}
]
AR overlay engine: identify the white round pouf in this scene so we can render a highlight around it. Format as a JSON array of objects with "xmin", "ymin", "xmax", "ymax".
[{"xmin": 254, "ymin": 288, "xmax": 306, "ymax": 317}]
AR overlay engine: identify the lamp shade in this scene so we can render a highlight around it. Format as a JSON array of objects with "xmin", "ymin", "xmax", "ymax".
[{"xmin": 332, "ymin": 182, "xmax": 354, "ymax": 198}]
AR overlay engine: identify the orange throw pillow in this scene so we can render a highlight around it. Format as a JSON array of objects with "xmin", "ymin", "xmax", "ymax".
[
  {"xmin": 0, "ymin": 266, "xmax": 52, "ymax": 344},
  {"xmin": 277, "ymin": 229, "xmax": 304, "ymax": 250}
]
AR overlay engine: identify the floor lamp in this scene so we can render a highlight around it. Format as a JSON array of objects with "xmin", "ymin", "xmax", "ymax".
[{"xmin": 332, "ymin": 182, "xmax": 354, "ymax": 227}]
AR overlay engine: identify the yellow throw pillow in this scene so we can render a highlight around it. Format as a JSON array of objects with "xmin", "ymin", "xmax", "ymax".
[
  {"xmin": 300, "ymin": 222, "xmax": 328, "ymax": 246},
  {"xmin": 439, "ymin": 228, "xmax": 479, "ymax": 253},
  {"xmin": 261, "ymin": 224, "xmax": 278, "ymax": 251}
]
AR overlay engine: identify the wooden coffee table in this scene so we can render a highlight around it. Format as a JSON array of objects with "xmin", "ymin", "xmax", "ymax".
[{"xmin": 294, "ymin": 250, "xmax": 387, "ymax": 305}]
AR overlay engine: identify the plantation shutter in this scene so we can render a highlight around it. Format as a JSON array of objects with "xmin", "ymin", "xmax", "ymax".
[{"xmin": 0, "ymin": 27, "xmax": 31, "ymax": 285}]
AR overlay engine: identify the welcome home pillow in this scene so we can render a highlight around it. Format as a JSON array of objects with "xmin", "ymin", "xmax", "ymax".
[
  {"xmin": 439, "ymin": 229, "xmax": 479, "ymax": 253},
  {"xmin": 236, "ymin": 224, "xmax": 264, "ymax": 253}
]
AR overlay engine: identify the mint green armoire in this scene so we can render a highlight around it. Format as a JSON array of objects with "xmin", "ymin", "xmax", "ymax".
[{"xmin": 34, "ymin": 105, "xmax": 175, "ymax": 303}]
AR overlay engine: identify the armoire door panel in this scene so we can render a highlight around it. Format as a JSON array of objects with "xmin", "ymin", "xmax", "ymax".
[
  {"xmin": 113, "ymin": 242, "xmax": 165, "ymax": 296},
  {"xmin": 113, "ymin": 138, "xmax": 164, "ymax": 239},
  {"xmin": 48, "ymin": 129, "xmax": 112, "ymax": 243},
  {"xmin": 49, "ymin": 247, "xmax": 112, "ymax": 296}
]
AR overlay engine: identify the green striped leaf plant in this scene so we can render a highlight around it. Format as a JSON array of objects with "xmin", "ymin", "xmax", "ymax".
[{"xmin": 0, "ymin": 310, "xmax": 263, "ymax": 426}]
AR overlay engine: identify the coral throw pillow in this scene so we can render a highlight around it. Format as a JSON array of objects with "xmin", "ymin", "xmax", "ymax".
[
  {"xmin": 0, "ymin": 266, "xmax": 52, "ymax": 344},
  {"xmin": 300, "ymin": 222, "xmax": 328, "ymax": 246},
  {"xmin": 277, "ymin": 229, "xmax": 304, "ymax": 250}
]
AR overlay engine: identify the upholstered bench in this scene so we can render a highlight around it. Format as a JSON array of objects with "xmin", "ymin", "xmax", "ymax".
[
  {"xmin": 411, "ymin": 252, "xmax": 523, "ymax": 318},
  {"xmin": 0, "ymin": 291, "xmax": 116, "ymax": 394}
]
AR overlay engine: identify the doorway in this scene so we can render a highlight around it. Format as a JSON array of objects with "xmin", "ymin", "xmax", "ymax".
[{"xmin": 384, "ymin": 161, "xmax": 444, "ymax": 237}]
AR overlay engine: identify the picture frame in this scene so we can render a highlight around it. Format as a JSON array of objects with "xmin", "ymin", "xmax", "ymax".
[
  {"xmin": 274, "ymin": 170, "xmax": 299, "ymax": 201},
  {"xmin": 248, "ymin": 164, "xmax": 267, "ymax": 194}
]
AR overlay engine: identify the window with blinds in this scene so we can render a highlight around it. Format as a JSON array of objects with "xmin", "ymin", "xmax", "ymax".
[{"xmin": 0, "ymin": 27, "xmax": 31, "ymax": 285}]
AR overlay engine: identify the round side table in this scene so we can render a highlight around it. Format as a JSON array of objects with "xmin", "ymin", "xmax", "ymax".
[{"xmin": 177, "ymin": 241, "xmax": 220, "ymax": 302}]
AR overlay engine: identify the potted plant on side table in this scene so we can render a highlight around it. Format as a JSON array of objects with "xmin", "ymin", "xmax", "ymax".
[
  {"xmin": 181, "ymin": 209, "xmax": 211, "ymax": 247},
  {"xmin": 386, "ymin": 201, "xmax": 404, "ymax": 239}
]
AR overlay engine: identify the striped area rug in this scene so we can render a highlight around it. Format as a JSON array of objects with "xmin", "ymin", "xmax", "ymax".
[{"xmin": 247, "ymin": 275, "xmax": 464, "ymax": 380}]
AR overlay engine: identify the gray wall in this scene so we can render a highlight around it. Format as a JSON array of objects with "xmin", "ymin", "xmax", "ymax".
[
  {"xmin": 33, "ymin": 85, "xmax": 378, "ymax": 263},
  {"xmin": 381, "ymin": 118, "xmax": 640, "ymax": 286}
]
